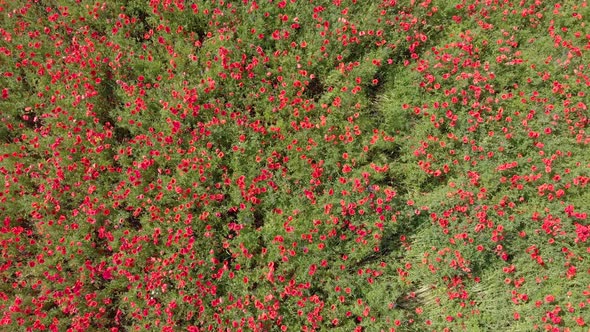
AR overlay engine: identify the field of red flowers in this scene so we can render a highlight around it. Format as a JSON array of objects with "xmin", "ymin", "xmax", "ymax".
[{"xmin": 0, "ymin": 0, "xmax": 588, "ymax": 331}]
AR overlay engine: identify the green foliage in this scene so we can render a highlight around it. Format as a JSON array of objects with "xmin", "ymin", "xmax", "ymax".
[{"xmin": 1, "ymin": 0, "xmax": 589, "ymax": 331}]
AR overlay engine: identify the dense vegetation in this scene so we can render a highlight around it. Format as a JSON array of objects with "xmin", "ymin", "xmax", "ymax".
[{"xmin": 0, "ymin": 0, "xmax": 588, "ymax": 330}]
